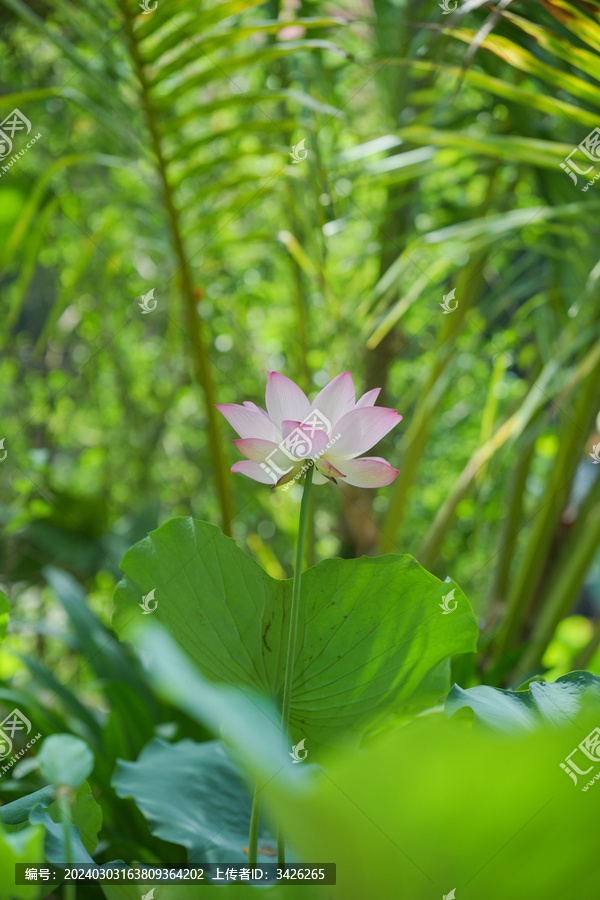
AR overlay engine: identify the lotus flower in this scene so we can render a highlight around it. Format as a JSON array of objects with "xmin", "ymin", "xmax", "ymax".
[{"xmin": 216, "ymin": 371, "xmax": 402, "ymax": 488}]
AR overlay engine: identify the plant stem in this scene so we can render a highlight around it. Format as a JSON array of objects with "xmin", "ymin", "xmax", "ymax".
[
  {"xmin": 247, "ymin": 784, "xmax": 262, "ymax": 868},
  {"xmin": 58, "ymin": 789, "xmax": 75, "ymax": 900},
  {"xmin": 120, "ymin": 0, "xmax": 234, "ymax": 536},
  {"xmin": 281, "ymin": 460, "xmax": 314, "ymax": 731},
  {"xmin": 278, "ymin": 461, "xmax": 314, "ymax": 866},
  {"xmin": 277, "ymin": 820, "xmax": 286, "ymax": 870},
  {"xmin": 495, "ymin": 354, "xmax": 600, "ymax": 660},
  {"xmin": 517, "ymin": 481, "xmax": 600, "ymax": 676}
]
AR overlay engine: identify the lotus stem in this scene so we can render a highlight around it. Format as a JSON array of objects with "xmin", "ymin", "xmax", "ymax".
[
  {"xmin": 278, "ymin": 460, "xmax": 314, "ymax": 866},
  {"xmin": 247, "ymin": 783, "xmax": 262, "ymax": 868},
  {"xmin": 58, "ymin": 787, "xmax": 75, "ymax": 900}
]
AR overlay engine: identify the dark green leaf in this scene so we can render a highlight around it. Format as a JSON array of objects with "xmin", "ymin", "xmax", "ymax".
[
  {"xmin": 113, "ymin": 739, "xmax": 276, "ymax": 863},
  {"xmin": 446, "ymin": 671, "xmax": 600, "ymax": 730}
]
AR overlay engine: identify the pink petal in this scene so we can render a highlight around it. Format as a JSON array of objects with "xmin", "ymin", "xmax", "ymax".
[
  {"xmin": 234, "ymin": 438, "xmax": 297, "ymax": 483},
  {"xmin": 231, "ymin": 460, "xmax": 278, "ymax": 484},
  {"xmin": 355, "ymin": 387, "xmax": 381, "ymax": 408},
  {"xmin": 327, "ymin": 407, "xmax": 402, "ymax": 459},
  {"xmin": 233, "ymin": 438, "xmax": 280, "ymax": 463},
  {"xmin": 281, "ymin": 420, "xmax": 330, "ymax": 459},
  {"xmin": 309, "ymin": 372, "xmax": 355, "ymax": 429},
  {"xmin": 243, "ymin": 400, "xmax": 274, "ymax": 423},
  {"xmin": 265, "ymin": 372, "xmax": 310, "ymax": 429},
  {"xmin": 332, "ymin": 456, "xmax": 399, "ymax": 487},
  {"xmin": 216, "ymin": 403, "xmax": 280, "ymax": 442}
]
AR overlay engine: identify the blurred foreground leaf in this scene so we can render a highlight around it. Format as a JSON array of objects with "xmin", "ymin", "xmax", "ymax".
[
  {"xmin": 0, "ymin": 817, "xmax": 44, "ymax": 899},
  {"xmin": 108, "ymin": 626, "xmax": 600, "ymax": 899},
  {"xmin": 260, "ymin": 706, "xmax": 600, "ymax": 899},
  {"xmin": 102, "ymin": 883, "xmax": 318, "ymax": 899}
]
